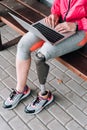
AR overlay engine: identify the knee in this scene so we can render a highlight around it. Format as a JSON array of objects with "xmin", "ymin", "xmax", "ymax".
[
  {"xmin": 17, "ymin": 34, "xmax": 29, "ymax": 50},
  {"xmin": 17, "ymin": 33, "xmax": 33, "ymax": 54},
  {"xmin": 34, "ymin": 52, "xmax": 46, "ymax": 65},
  {"xmin": 16, "ymin": 35, "xmax": 31, "ymax": 60},
  {"xmin": 17, "ymin": 41, "xmax": 31, "ymax": 55}
]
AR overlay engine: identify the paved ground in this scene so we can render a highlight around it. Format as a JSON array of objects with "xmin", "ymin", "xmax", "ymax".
[{"xmin": 0, "ymin": 24, "xmax": 87, "ymax": 130}]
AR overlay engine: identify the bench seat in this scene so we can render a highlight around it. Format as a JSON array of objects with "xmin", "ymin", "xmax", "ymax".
[{"xmin": 60, "ymin": 44, "xmax": 87, "ymax": 78}]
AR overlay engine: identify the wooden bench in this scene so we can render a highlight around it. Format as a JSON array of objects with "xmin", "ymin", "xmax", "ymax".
[
  {"xmin": 0, "ymin": 0, "xmax": 87, "ymax": 81},
  {"xmin": 0, "ymin": 0, "xmax": 50, "ymax": 49}
]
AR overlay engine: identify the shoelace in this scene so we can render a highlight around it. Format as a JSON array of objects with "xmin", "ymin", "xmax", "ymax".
[
  {"xmin": 33, "ymin": 91, "xmax": 51, "ymax": 106},
  {"xmin": 33, "ymin": 97, "xmax": 41, "ymax": 105},
  {"xmin": 9, "ymin": 89, "xmax": 17, "ymax": 100},
  {"xmin": 9, "ymin": 86, "xmax": 28, "ymax": 100}
]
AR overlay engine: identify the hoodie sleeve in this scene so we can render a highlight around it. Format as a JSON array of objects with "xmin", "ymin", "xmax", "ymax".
[
  {"xmin": 73, "ymin": 5, "xmax": 87, "ymax": 31},
  {"xmin": 77, "ymin": 18, "xmax": 87, "ymax": 31},
  {"xmin": 51, "ymin": 0, "xmax": 61, "ymax": 16}
]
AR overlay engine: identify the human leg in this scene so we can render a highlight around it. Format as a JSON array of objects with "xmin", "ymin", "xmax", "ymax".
[
  {"xmin": 25, "ymin": 30, "xmax": 85, "ymax": 114},
  {"xmin": 16, "ymin": 58, "xmax": 31, "ymax": 93},
  {"xmin": 3, "ymin": 32, "xmax": 41, "ymax": 109},
  {"xmin": 37, "ymin": 31, "xmax": 86, "ymax": 60}
]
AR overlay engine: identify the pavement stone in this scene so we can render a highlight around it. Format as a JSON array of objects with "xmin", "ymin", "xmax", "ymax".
[
  {"xmin": 2, "ymin": 77, "xmax": 16, "ymax": 90},
  {"xmin": 66, "ymin": 70, "xmax": 84, "ymax": 84},
  {"xmin": 0, "ymin": 55, "xmax": 10, "ymax": 69},
  {"xmin": 50, "ymin": 67, "xmax": 71, "ymax": 83},
  {"xmin": 48, "ymin": 104, "xmax": 72, "ymax": 125},
  {"xmin": 53, "ymin": 91, "xmax": 72, "ymax": 110},
  {"xmin": 8, "ymin": 45, "xmax": 17, "ymax": 56},
  {"xmin": 66, "ymin": 105, "xmax": 87, "ymax": 128},
  {"xmin": 0, "ymin": 24, "xmax": 87, "ymax": 130},
  {"xmin": 0, "ymin": 67, "xmax": 9, "ymax": 81},
  {"xmin": 81, "ymin": 81, "xmax": 87, "ymax": 90},
  {"xmin": 9, "ymin": 116, "xmax": 30, "ymax": 130},
  {"xmin": 28, "ymin": 118, "xmax": 48, "ymax": 130},
  {"xmin": 0, "ymin": 101, "xmax": 16, "ymax": 122},
  {"xmin": 0, "ymin": 82, "xmax": 6, "ymax": 91},
  {"xmin": 84, "ymin": 107, "xmax": 87, "ymax": 115},
  {"xmin": 65, "ymin": 79, "xmax": 86, "ymax": 96},
  {"xmin": 49, "ymin": 78, "xmax": 71, "ymax": 95},
  {"xmin": 66, "ymin": 120, "xmax": 85, "ymax": 130},
  {"xmin": 14, "ymin": 103, "xmax": 34, "ymax": 123},
  {"xmin": 5, "ymin": 66, "xmax": 17, "ymax": 81},
  {"xmin": 66, "ymin": 91, "xmax": 87, "ymax": 111},
  {"xmin": 37, "ymin": 109, "xmax": 54, "ymax": 125},
  {"xmin": 47, "ymin": 119, "xmax": 66, "ymax": 130},
  {"xmin": 28, "ymin": 69, "xmax": 38, "ymax": 82},
  {"xmin": 0, "ymin": 49, "xmax": 14, "ymax": 60},
  {"xmin": 0, "ymin": 87, "xmax": 11, "ymax": 100},
  {"xmin": 0, "ymin": 116, "xmax": 12, "ymax": 130},
  {"xmin": 50, "ymin": 59, "xmax": 68, "ymax": 72},
  {"xmin": 83, "ymin": 93, "xmax": 87, "ymax": 102}
]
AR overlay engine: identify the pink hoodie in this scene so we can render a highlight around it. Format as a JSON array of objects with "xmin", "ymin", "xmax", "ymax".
[{"xmin": 51, "ymin": 0, "xmax": 87, "ymax": 31}]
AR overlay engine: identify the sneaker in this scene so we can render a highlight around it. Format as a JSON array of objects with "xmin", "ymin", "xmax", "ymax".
[
  {"xmin": 25, "ymin": 91, "xmax": 54, "ymax": 115},
  {"xmin": 3, "ymin": 85, "xmax": 31, "ymax": 109}
]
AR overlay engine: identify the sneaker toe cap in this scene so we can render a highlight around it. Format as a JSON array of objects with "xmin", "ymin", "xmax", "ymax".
[
  {"xmin": 3, "ymin": 101, "xmax": 12, "ymax": 108},
  {"xmin": 24, "ymin": 106, "xmax": 35, "ymax": 113}
]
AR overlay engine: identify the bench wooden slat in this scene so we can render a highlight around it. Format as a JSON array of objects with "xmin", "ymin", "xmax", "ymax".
[
  {"xmin": 0, "ymin": 1, "xmax": 44, "ymax": 23},
  {"xmin": 0, "ymin": 0, "xmax": 47, "ymax": 35},
  {"xmin": 16, "ymin": 0, "xmax": 50, "ymax": 16},
  {"xmin": 0, "ymin": 15, "xmax": 27, "ymax": 35},
  {"xmin": 61, "ymin": 49, "xmax": 87, "ymax": 76},
  {"xmin": 16, "ymin": 8, "xmax": 44, "ymax": 23},
  {"xmin": 78, "ymin": 44, "xmax": 87, "ymax": 58},
  {"xmin": 2, "ymin": 36, "xmax": 22, "ymax": 49}
]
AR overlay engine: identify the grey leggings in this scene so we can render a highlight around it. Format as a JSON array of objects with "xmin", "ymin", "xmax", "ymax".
[{"xmin": 17, "ymin": 31, "xmax": 85, "ymax": 61}]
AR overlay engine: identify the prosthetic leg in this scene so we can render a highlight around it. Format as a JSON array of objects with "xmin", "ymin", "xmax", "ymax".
[
  {"xmin": 35, "ymin": 52, "xmax": 49, "ymax": 85},
  {"xmin": 24, "ymin": 52, "xmax": 53, "ymax": 114}
]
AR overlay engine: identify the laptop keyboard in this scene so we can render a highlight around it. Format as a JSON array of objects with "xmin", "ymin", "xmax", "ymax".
[{"xmin": 33, "ymin": 22, "xmax": 64, "ymax": 44}]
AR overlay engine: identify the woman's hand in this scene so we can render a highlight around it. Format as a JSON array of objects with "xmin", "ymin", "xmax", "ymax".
[
  {"xmin": 55, "ymin": 22, "xmax": 77, "ymax": 33},
  {"xmin": 44, "ymin": 14, "xmax": 59, "ymax": 28}
]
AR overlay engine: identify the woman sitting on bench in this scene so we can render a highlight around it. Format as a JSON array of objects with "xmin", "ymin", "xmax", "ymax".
[{"xmin": 3, "ymin": 0, "xmax": 87, "ymax": 114}]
